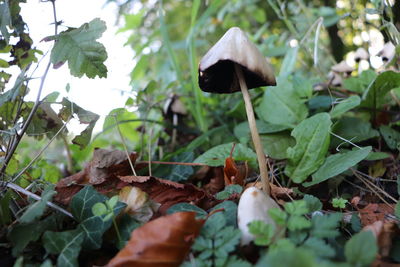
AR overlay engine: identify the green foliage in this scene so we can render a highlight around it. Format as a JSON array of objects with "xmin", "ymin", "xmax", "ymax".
[
  {"xmin": 248, "ymin": 220, "xmax": 274, "ymax": 246},
  {"xmin": 330, "ymin": 95, "xmax": 361, "ymax": 119},
  {"xmin": 50, "ymin": 18, "xmax": 108, "ymax": 78},
  {"xmin": 194, "ymin": 143, "xmax": 257, "ymax": 169},
  {"xmin": 304, "ymin": 146, "xmax": 371, "ymax": 187},
  {"xmin": 285, "ymin": 113, "xmax": 332, "ymax": 183},
  {"xmin": 216, "ymin": 185, "xmax": 243, "ymax": 200},
  {"xmin": 303, "ymin": 194, "xmax": 322, "ymax": 213},
  {"xmin": 19, "ymin": 185, "xmax": 56, "ymax": 224},
  {"xmin": 257, "ymin": 77, "xmax": 308, "ymax": 128},
  {"xmin": 166, "ymin": 203, "xmax": 208, "ymax": 218},
  {"xmin": 331, "ymin": 117, "xmax": 379, "ymax": 147},
  {"xmin": 165, "ymin": 152, "xmax": 194, "ymax": 182},
  {"xmin": 380, "ymin": 126, "xmax": 400, "ymax": 151},
  {"xmin": 345, "ymin": 231, "xmax": 378, "ymax": 267},
  {"xmin": 42, "ymin": 229, "xmax": 85, "ymax": 267},
  {"xmin": 332, "ymin": 197, "xmax": 348, "ymax": 209},
  {"xmin": 261, "ymin": 132, "xmax": 295, "ymax": 160}
]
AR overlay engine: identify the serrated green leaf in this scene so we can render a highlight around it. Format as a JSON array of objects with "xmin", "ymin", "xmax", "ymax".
[
  {"xmin": 331, "ymin": 117, "xmax": 379, "ymax": 148},
  {"xmin": 345, "ymin": 231, "xmax": 377, "ymax": 266},
  {"xmin": 214, "ymin": 227, "xmax": 241, "ymax": 258},
  {"xmin": 268, "ymin": 207, "xmax": 288, "ymax": 225},
  {"xmin": 248, "ymin": 220, "xmax": 274, "ymax": 246},
  {"xmin": 361, "ymin": 71, "xmax": 400, "ymax": 108},
  {"xmin": 285, "ymin": 200, "xmax": 309, "ymax": 215},
  {"xmin": 285, "ymin": 113, "xmax": 332, "ymax": 183},
  {"xmin": 380, "ymin": 125, "xmax": 400, "ymax": 151},
  {"xmin": 261, "ymin": 132, "xmax": 295, "ymax": 160},
  {"xmin": 50, "ymin": 18, "xmax": 107, "ymax": 78},
  {"xmin": 311, "ymin": 213, "xmax": 342, "ymax": 238},
  {"xmin": 304, "ymin": 146, "xmax": 371, "ymax": 187},
  {"xmin": 166, "ymin": 203, "xmax": 207, "ymax": 217},
  {"xmin": 287, "ymin": 215, "xmax": 311, "ymax": 231},
  {"xmin": 303, "ymin": 194, "xmax": 322, "ymax": 212},
  {"xmin": 194, "ymin": 143, "xmax": 257, "ymax": 169},
  {"xmin": 257, "ymin": 77, "xmax": 308, "ymax": 128},
  {"xmin": 256, "ymin": 246, "xmax": 317, "ymax": 267},
  {"xmin": 19, "ymin": 185, "xmax": 56, "ymax": 224},
  {"xmin": 330, "ymin": 95, "xmax": 361, "ymax": 118},
  {"xmin": 42, "ymin": 229, "xmax": 84, "ymax": 267},
  {"xmin": 304, "ymin": 237, "xmax": 335, "ymax": 258},
  {"xmin": 332, "ymin": 197, "xmax": 348, "ymax": 209}
]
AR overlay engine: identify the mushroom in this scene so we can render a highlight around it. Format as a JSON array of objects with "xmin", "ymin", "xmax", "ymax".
[
  {"xmin": 331, "ymin": 61, "xmax": 354, "ymax": 77},
  {"xmin": 378, "ymin": 42, "xmax": 396, "ymax": 63},
  {"xmin": 354, "ymin": 47, "xmax": 369, "ymax": 63},
  {"xmin": 328, "ymin": 71, "xmax": 343, "ymax": 87},
  {"xmin": 198, "ymin": 27, "xmax": 276, "ymax": 195}
]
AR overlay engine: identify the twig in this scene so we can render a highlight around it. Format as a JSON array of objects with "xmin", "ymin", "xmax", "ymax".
[
  {"xmin": 113, "ymin": 116, "xmax": 137, "ymax": 176},
  {"xmin": 137, "ymin": 160, "xmax": 206, "ymax": 166},
  {"xmin": 0, "ymin": 181, "xmax": 73, "ymax": 219}
]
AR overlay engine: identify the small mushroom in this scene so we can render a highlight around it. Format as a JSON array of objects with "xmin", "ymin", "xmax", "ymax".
[
  {"xmin": 237, "ymin": 186, "xmax": 280, "ymax": 245},
  {"xmin": 328, "ymin": 71, "xmax": 343, "ymax": 87},
  {"xmin": 354, "ymin": 47, "xmax": 369, "ymax": 63},
  {"xmin": 331, "ymin": 61, "xmax": 354, "ymax": 77},
  {"xmin": 378, "ymin": 42, "xmax": 396, "ymax": 62},
  {"xmin": 198, "ymin": 27, "xmax": 276, "ymax": 195}
]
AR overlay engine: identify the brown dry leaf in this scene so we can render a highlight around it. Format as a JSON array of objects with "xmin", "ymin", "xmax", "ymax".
[
  {"xmin": 270, "ymin": 183, "xmax": 294, "ymax": 199},
  {"xmin": 55, "ymin": 148, "xmax": 137, "ymax": 205},
  {"xmin": 223, "ymin": 157, "xmax": 247, "ymax": 186},
  {"xmin": 119, "ymin": 186, "xmax": 160, "ymax": 223},
  {"xmin": 203, "ymin": 167, "xmax": 225, "ymax": 195},
  {"xmin": 107, "ymin": 211, "xmax": 204, "ymax": 267},
  {"xmin": 359, "ymin": 203, "xmax": 395, "ymax": 226},
  {"xmin": 119, "ymin": 176, "xmax": 219, "ymax": 214}
]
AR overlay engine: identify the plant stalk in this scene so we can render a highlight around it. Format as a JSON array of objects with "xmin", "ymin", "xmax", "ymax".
[{"xmin": 234, "ymin": 64, "xmax": 270, "ymax": 196}]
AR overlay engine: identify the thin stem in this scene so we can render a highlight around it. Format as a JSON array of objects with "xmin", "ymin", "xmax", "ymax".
[
  {"xmin": 234, "ymin": 64, "xmax": 270, "ymax": 195},
  {"xmin": 113, "ymin": 116, "xmax": 137, "ymax": 176},
  {"xmin": 0, "ymin": 181, "xmax": 73, "ymax": 219}
]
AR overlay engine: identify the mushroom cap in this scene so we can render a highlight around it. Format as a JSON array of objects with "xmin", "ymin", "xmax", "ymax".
[
  {"xmin": 354, "ymin": 47, "xmax": 369, "ymax": 62},
  {"xmin": 198, "ymin": 27, "xmax": 276, "ymax": 94},
  {"xmin": 378, "ymin": 42, "xmax": 396, "ymax": 62},
  {"xmin": 331, "ymin": 61, "xmax": 354, "ymax": 74}
]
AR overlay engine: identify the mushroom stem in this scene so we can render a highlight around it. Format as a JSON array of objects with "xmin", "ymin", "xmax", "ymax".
[{"xmin": 234, "ymin": 64, "xmax": 270, "ymax": 195}]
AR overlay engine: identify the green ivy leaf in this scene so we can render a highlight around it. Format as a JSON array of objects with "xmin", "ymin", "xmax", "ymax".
[
  {"xmin": 70, "ymin": 186, "xmax": 126, "ymax": 249},
  {"xmin": 50, "ymin": 18, "xmax": 108, "ymax": 78},
  {"xmin": 194, "ymin": 143, "xmax": 257, "ymax": 169},
  {"xmin": 330, "ymin": 95, "xmax": 361, "ymax": 118},
  {"xmin": 19, "ymin": 185, "xmax": 56, "ymax": 224},
  {"xmin": 210, "ymin": 201, "xmax": 238, "ymax": 227},
  {"xmin": 42, "ymin": 229, "xmax": 85, "ymax": 267},
  {"xmin": 215, "ymin": 185, "xmax": 243, "ymax": 200},
  {"xmin": 166, "ymin": 203, "xmax": 207, "ymax": 218},
  {"xmin": 257, "ymin": 77, "xmax": 308, "ymax": 128},
  {"xmin": 345, "ymin": 231, "xmax": 377, "ymax": 266},
  {"xmin": 285, "ymin": 113, "xmax": 331, "ymax": 183},
  {"xmin": 165, "ymin": 152, "xmax": 194, "ymax": 182},
  {"xmin": 304, "ymin": 146, "xmax": 372, "ymax": 187}
]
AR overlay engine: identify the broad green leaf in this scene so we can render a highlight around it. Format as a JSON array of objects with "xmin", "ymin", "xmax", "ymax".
[
  {"xmin": 42, "ymin": 229, "xmax": 84, "ymax": 267},
  {"xmin": 59, "ymin": 97, "xmax": 99, "ymax": 149},
  {"xmin": 234, "ymin": 120, "xmax": 289, "ymax": 142},
  {"xmin": 194, "ymin": 143, "xmax": 257, "ymax": 169},
  {"xmin": 102, "ymin": 108, "xmax": 140, "ymax": 143},
  {"xmin": 319, "ymin": 6, "xmax": 340, "ymax": 27},
  {"xmin": 304, "ymin": 146, "xmax": 371, "ymax": 187},
  {"xmin": 331, "ymin": 117, "xmax": 379, "ymax": 147},
  {"xmin": 285, "ymin": 113, "xmax": 332, "ymax": 183},
  {"xmin": 330, "ymin": 95, "xmax": 361, "ymax": 118},
  {"xmin": 50, "ymin": 18, "xmax": 108, "ymax": 78},
  {"xmin": 365, "ymin": 151, "xmax": 390, "ymax": 161},
  {"xmin": 210, "ymin": 201, "xmax": 238, "ymax": 227},
  {"xmin": 261, "ymin": 132, "xmax": 295, "ymax": 159},
  {"xmin": 308, "ymin": 95, "xmax": 335, "ymax": 110},
  {"xmin": 279, "ymin": 46, "xmax": 299, "ymax": 77},
  {"xmin": 257, "ymin": 77, "xmax": 308, "ymax": 128},
  {"xmin": 0, "ymin": 69, "xmax": 26, "ymax": 108},
  {"xmin": 343, "ymin": 70, "xmax": 377, "ymax": 93},
  {"xmin": 361, "ymin": 71, "xmax": 400, "ymax": 108},
  {"xmin": 0, "ymin": 1, "xmax": 11, "ymax": 43},
  {"xmin": 345, "ymin": 231, "xmax": 377, "ymax": 266},
  {"xmin": 70, "ymin": 186, "xmax": 126, "ymax": 249},
  {"xmin": 166, "ymin": 203, "xmax": 207, "ymax": 217},
  {"xmin": 0, "ymin": 190, "xmax": 12, "ymax": 225},
  {"xmin": 19, "ymin": 185, "xmax": 56, "ymax": 224},
  {"xmin": 292, "ymin": 74, "xmax": 313, "ymax": 99},
  {"xmin": 9, "ymin": 215, "xmax": 57, "ymax": 256},
  {"xmin": 380, "ymin": 125, "xmax": 400, "ymax": 151}
]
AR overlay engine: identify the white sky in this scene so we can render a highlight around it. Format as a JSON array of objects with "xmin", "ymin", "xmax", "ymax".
[{"xmin": 18, "ymin": 0, "xmax": 135, "ymax": 132}]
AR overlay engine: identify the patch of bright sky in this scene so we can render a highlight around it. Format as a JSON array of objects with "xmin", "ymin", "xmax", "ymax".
[{"xmin": 19, "ymin": 0, "xmax": 135, "ymax": 132}]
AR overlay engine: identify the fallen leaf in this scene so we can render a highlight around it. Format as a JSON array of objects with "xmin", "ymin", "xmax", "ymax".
[
  {"xmin": 107, "ymin": 211, "xmax": 204, "ymax": 267},
  {"xmin": 203, "ymin": 167, "xmax": 225, "ymax": 195},
  {"xmin": 358, "ymin": 203, "xmax": 395, "ymax": 226},
  {"xmin": 118, "ymin": 186, "xmax": 160, "ymax": 223},
  {"xmin": 223, "ymin": 143, "xmax": 247, "ymax": 186},
  {"xmin": 118, "ymin": 176, "xmax": 219, "ymax": 214}
]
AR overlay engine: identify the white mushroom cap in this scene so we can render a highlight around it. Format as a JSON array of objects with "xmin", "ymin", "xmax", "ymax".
[
  {"xmin": 331, "ymin": 61, "xmax": 354, "ymax": 76},
  {"xmin": 237, "ymin": 186, "xmax": 280, "ymax": 245},
  {"xmin": 328, "ymin": 71, "xmax": 343, "ymax": 87},
  {"xmin": 378, "ymin": 42, "xmax": 396, "ymax": 62},
  {"xmin": 199, "ymin": 27, "xmax": 276, "ymax": 94},
  {"xmin": 354, "ymin": 47, "xmax": 369, "ymax": 62}
]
